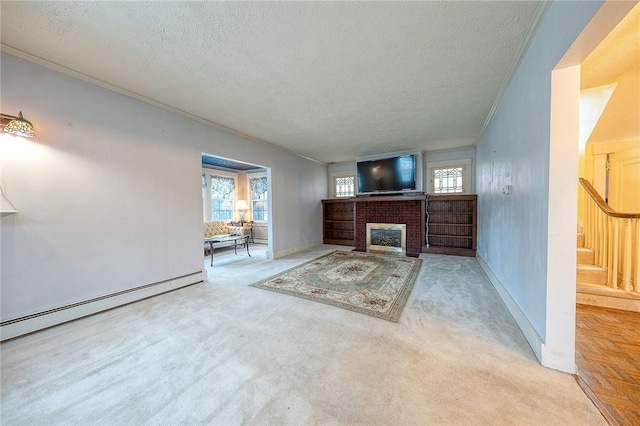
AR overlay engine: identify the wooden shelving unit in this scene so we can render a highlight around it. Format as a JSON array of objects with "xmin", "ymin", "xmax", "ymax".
[
  {"xmin": 322, "ymin": 194, "xmax": 477, "ymax": 256},
  {"xmin": 423, "ymin": 194, "xmax": 477, "ymax": 257},
  {"xmin": 322, "ymin": 199, "xmax": 355, "ymax": 245}
]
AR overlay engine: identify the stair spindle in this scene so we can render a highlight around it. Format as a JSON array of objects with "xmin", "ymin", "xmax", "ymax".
[
  {"xmin": 635, "ymin": 220, "xmax": 640, "ymax": 293},
  {"xmin": 622, "ymin": 219, "xmax": 632, "ymax": 292},
  {"xmin": 612, "ymin": 220, "xmax": 619, "ymax": 290}
]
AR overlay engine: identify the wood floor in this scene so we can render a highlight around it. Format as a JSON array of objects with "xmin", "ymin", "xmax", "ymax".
[{"xmin": 575, "ymin": 304, "xmax": 640, "ymax": 426}]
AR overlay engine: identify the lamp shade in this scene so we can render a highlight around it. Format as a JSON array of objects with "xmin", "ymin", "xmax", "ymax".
[
  {"xmin": 3, "ymin": 111, "xmax": 36, "ymax": 138},
  {"xmin": 236, "ymin": 200, "xmax": 249, "ymax": 211}
]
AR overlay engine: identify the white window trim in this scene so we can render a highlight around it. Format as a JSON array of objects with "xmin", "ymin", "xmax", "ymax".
[
  {"xmin": 247, "ymin": 171, "xmax": 268, "ymax": 224},
  {"xmin": 330, "ymin": 170, "xmax": 356, "ymax": 198},
  {"xmin": 426, "ymin": 159, "xmax": 472, "ymax": 194}
]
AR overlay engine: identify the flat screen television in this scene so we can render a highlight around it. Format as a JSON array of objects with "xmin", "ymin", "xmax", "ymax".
[{"xmin": 356, "ymin": 153, "xmax": 420, "ymax": 195}]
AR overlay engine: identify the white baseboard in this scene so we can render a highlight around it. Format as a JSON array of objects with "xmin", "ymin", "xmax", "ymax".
[
  {"xmin": 0, "ymin": 272, "xmax": 203, "ymax": 341},
  {"xmin": 273, "ymin": 239, "xmax": 323, "ymax": 259},
  {"xmin": 476, "ymin": 255, "xmax": 544, "ymax": 363}
]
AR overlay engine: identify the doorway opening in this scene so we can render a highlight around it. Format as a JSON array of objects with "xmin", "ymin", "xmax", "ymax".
[
  {"xmin": 550, "ymin": 1, "xmax": 639, "ymax": 423},
  {"xmin": 201, "ymin": 153, "xmax": 272, "ymax": 259}
]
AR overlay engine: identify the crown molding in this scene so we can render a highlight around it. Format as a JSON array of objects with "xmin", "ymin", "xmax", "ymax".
[
  {"xmin": 0, "ymin": 45, "xmax": 327, "ymax": 166},
  {"xmin": 477, "ymin": 1, "xmax": 552, "ymax": 143}
]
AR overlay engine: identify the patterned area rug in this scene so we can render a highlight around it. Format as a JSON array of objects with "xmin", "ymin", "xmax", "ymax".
[{"xmin": 250, "ymin": 250, "xmax": 422, "ymax": 322}]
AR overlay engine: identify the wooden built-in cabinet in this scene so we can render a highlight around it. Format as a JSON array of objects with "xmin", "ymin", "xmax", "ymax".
[
  {"xmin": 423, "ymin": 194, "xmax": 477, "ymax": 257},
  {"xmin": 322, "ymin": 194, "xmax": 477, "ymax": 257},
  {"xmin": 322, "ymin": 199, "xmax": 355, "ymax": 245}
]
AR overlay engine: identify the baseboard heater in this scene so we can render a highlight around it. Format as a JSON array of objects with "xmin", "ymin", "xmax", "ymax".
[{"xmin": 0, "ymin": 271, "xmax": 203, "ymax": 341}]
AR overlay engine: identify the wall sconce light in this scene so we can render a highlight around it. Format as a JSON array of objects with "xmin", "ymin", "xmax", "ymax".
[
  {"xmin": 1, "ymin": 111, "xmax": 36, "ymax": 138},
  {"xmin": 235, "ymin": 199, "xmax": 250, "ymax": 225}
]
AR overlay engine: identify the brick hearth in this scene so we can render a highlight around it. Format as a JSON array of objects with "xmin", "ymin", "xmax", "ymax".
[{"xmin": 354, "ymin": 196, "xmax": 424, "ymax": 256}]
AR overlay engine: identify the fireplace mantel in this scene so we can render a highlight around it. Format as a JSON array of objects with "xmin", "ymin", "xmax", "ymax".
[{"xmin": 350, "ymin": 194, "xmax": 425, "ymax": 202}]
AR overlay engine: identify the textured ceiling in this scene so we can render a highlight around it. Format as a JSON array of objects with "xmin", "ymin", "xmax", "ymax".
[
  {"xmin": 581, "ymin": 1, "xmax": 640, "ymax": 89},
  {"xmin": 1, "ymin": 1, "xmax": 544, "ymax": 164}
]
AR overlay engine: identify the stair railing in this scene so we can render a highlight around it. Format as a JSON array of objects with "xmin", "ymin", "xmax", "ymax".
[{"xmin": 579, "ymin": 178, "xmax": 640, "ymax": 293}]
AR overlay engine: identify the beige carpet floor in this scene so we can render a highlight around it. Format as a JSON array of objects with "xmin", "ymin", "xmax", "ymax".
[{"xmin": 1, "ymin": 244, "xmax": 605, "ymax": 425}]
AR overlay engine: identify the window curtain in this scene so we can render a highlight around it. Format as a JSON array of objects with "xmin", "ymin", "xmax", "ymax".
[
  {"xmin": 250, "ymin": 177, "xmax": 267, "ymax": 196},
  {"xmin": 211, "ymin": 175, "xmax": 235, "ymax": 195}
]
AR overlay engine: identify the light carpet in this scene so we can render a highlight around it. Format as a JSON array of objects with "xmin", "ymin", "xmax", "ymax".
[
  {"xmin": 0, "ymin": 244, "xmax": 606, "ymax": 425},
  {"xmin": 250, "ymin": 250, "xmax": 422, "ymax": 322}
]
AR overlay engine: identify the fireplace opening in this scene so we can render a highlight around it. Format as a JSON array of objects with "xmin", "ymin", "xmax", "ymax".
[{"xmin": 366, "ymin": 223, "xmax": 406, "ymax": 255}]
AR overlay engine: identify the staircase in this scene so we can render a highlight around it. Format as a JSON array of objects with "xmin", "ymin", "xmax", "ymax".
[
  {"xmin": 576, "ymin": 231, "xmax": 640, "ymax": 312},
  {"xmin": 576, "ymin": 233, "xmax": 607, "ymax": 285},
  {"xmin": 577, "ymin": 179, "xmax": 640, "ymax": 312}
]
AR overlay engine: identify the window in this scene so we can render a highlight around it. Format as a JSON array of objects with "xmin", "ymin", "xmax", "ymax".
[
  {"xmin": 433, "ymin": 167, "xmax": 463, "ymax": 193},
  {"xmin": 250, "ymin": 176, "xmax": 268, "ymax": 221},
  {"xmin": 210, "ymin": 175, "xmax": 235, "ymax": 220},
  {"xmin": 202, "ymin": 168, "xmax": 238, "ymax": 221},
  {"xmin": 331, "ymin": 172, "xmax": 356, "ymax": 198},
  {"xmin": 426, "ymin": 159, "xmax": 472, "ymax": 194},
  {"xmin": 335, "ymin": 175, "xmax": 355, "ymax": 197}
]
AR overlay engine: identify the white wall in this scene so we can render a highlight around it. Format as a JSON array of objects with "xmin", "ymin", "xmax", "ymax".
[
  {"xmin": 475, "ymin": 0, "xmax": 604, "ymax": 371},
  {"xmin": 327, "ymin": 162, "xmax": 356, "ymax": 175},
  {"xmin": 0, "ymin": 52, "xmax": 327, "ymax": 322},
  {"xmin": 328, "ymin": 148, "xmax": 474, "ymax": 195}
]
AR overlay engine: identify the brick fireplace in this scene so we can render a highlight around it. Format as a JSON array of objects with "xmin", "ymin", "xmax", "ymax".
[{"xmin": 354, "ymin": 195, "xmax": 424, "ymax": 257}]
